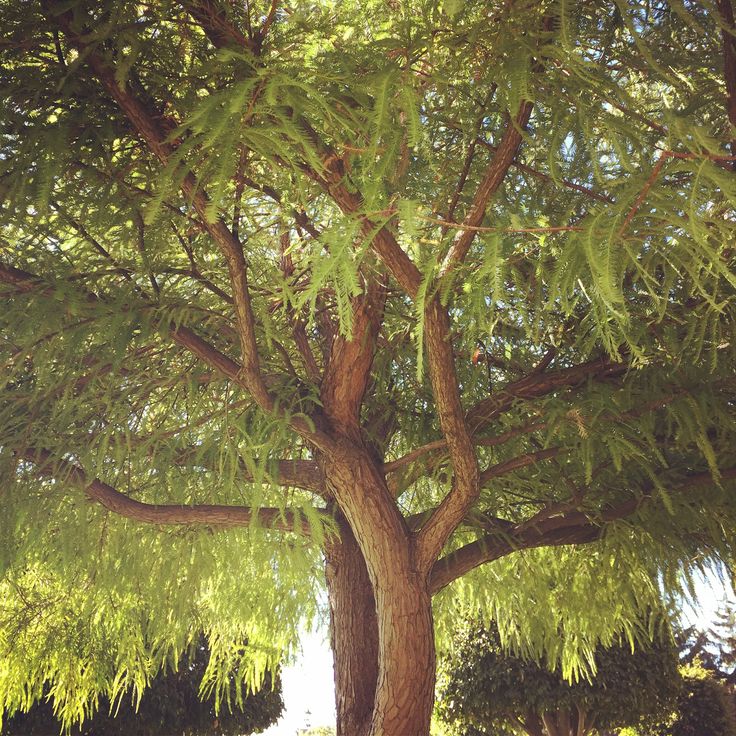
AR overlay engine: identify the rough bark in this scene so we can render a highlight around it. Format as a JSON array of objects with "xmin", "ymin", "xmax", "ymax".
[
  {"xmin": 370, "ymin": 576, "xmax": 435, "ymax": 735},
  {"xmin": 325, "ymin": 518, "xmax": 379, "ymax": 736},
  {"xmin": 322, "ymin": 445, "xmax": 436, "ymax": 736}
]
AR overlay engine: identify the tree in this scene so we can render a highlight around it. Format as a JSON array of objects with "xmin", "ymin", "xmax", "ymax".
[
  {"xmin": 1, "ymin": 1, "xmax": 736, "ymax": 734},
  {"xmin": 436, "ymin": 620, "xmax": 681, "ymax": 736},
  {"xmin": 2, "ymin": 638, "xmax": 283, "ymax": 736},
  {"xmin": 680, "ymin": 602, "xmax": 736, "ymax": 684},
  {"xmin": 652, "ymin": 662, "xmax": 736, "ymax": 736}
]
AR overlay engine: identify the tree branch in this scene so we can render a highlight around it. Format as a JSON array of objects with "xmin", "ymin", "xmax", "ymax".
[
  {"xmin": 429, "ymin": 467, "xmax": 736, "ymax": 594},
  {"xmin": 479, "ymin": 447, "xmax": 560, "ymax": 486},
  {"xmin": 0, "ymin": 261, "xmax": 333, "ymax": 450},
  {"xmin": 465, "ymin": 356, "xmax": 625, "ymax": 434},
  {"xmin": 20, "ymin": 447, "xmax": 324, "ymax": 533},
  {"xmin": 180, "ymin": 0, "xmax": 424, "ymax": 300},
  {"xmin": 383, "ymin": 421, "xmax": 548, "ymax": 475},
  {"xmin": 430, "ymin": 515, "xmax": 602, "ymax": 593},
  {"xmin": 182, "ymin": 0, "xmax": 258, "ymax": 53},
  {"xmin": 320, "ymin": 272, "xmax": 387, "ymax": 437},
  {"xmin": 473, "ymin": 137, "xmax": 614, "ymax": 204},
  {"xmin": 258, "ymin": 0, "xmax": 278, "ymax": 44},
  {"xmin": 415, "ymin": 299, "xmax": 479, "ymax": 569},
  {"xmin": 49, "ymin": 4, "xmax": 273, "ymax": 414},
  {"xmin": 440, "ymin": 101, "xmax": 534, "ymax": 276},
  {"xmin": 439, "ymin": 15, "xmax": 555, "ymax": 277}
]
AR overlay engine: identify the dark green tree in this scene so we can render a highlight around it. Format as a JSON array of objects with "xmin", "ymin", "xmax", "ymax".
[
  {"xmin": 681, "ymin": 602, "xmax": 736, "ymax": 684},
  {"xmin": 2, "ymin": 638, "xmax": 282, "ymax": 736},
  {"xmin": 1, "ymin": 1, "xmax": 736, "ymax": 734},
  {"xmin": 653, "ymin": 662, "xmax": 736, "ymax": 736},
  {"xmin": 436, "ymin": 620, "xmax": 680, "ymax": 736}
]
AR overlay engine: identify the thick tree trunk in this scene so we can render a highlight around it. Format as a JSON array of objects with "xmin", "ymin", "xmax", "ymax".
[
  {"xmin": 325, "ymin": 539, "xmax": 436, "ymax": 736},
  {"xmin": 370, "ymin": 575, "xmax": 436, "ymax": 735},
  {"xmin": 322, "ymin": 447, "xmax": 437, "ymax": 736},
  {"xmin": 539, "ymin": 709, "xmax": 591, "ymax": 736},
  {"xmin": 325, "ymin": 518, "xmax": 379, "ymax": 736}
]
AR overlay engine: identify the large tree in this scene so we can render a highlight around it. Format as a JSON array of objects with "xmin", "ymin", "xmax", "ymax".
[{"xmin": 1, "ymin": 1, "xmax": 736, "ymax": 734}]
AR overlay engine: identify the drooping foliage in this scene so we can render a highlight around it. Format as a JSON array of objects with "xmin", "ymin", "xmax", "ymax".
[
  {"xmin": 0, "ymin": 0, "xmax": 735, "ymax": 729},
  {"xmin": 435, "ymin": 618, "xmax": 681, "ymax": 736},
  {"xmin": 1, "ymin": 637, "xmax": 283, "ymax": 736}
]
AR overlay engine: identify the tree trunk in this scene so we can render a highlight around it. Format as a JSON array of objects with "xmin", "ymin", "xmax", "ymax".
[
  {"xmin": 370, "ymin": 574, "xmax": 436, "ymax": 736},
  {"xmin": 322, "ymin": 447, "xmax": 437, "ymax": 736},
  {"xmin": 522, "ymin": 711, "xmax": 545, "ymax": 736},
  {"xmin": 326, "ymin": 539, "xmax": 436, "ymax": 736},
  {"xmin": 539, "ymin": 709, "xmax": 590, "ymax": 736},
  {"xmin": 325, "ymin": 517, "xmax": 379, "ymax": 736}
]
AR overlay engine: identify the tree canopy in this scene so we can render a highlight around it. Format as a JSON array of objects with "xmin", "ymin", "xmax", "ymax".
[
  {"xmin": 1, "ymin": 0, "xmax": 735, "ymax": 734},
  {"xmin": 652, "ymin": 662, "xmax": 736, "ymax": 736}
]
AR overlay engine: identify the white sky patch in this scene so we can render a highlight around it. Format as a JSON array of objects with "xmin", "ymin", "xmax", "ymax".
[{"xmin": 262, "ymin": 626, "xmax": 336, "ymax": 735}]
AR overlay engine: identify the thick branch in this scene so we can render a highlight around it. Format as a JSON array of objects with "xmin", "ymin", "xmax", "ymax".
[
  {"xmin": 430, "ymin": 516, "xmax": 602, "ymax": 593},
  {"xmin": 321, "ymin": 273, "xmax": 387, "ymax": 437},
  {"xmin": 429, "ymin": 468, "xmax": 736, "ymax": 593},
  {"xmin": 415, "ymin": 299, "xmax": 479, "ymax": 569},
  {"xmin": 305, "ymin": 155, "xmax": 423, "ymax": 297},
  {"xmin": 21, "ymin": 447, "xmax": 321, "ymax": 533}
]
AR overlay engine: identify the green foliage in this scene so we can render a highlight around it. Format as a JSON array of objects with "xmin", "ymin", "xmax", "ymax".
[
  {"xmin": 1, "ymin": 638, "xmax": 283, "ymax": 736},
  {"xmin": 652, "ymin": 662, "xmax": 736, "ymax": 736},
  {"xmin": 436, "ymin": 619, "xmax": 681, "ymax": 736},
  {"xmin": 680, "ymin": 602, "xmax": 736, "ymax": 683},
  {"xmin": 0, "ymin": 0, "xmax": 735, "ymax": 729}
]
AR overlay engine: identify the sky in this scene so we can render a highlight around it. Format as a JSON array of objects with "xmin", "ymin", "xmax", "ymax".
[
  {"xmin": 260, "ymin": 571, "xmax": 736, "ymax": 736},
  {"xmin": 261, "ymin": 627, "xmax": 336, "ymax": 735}
]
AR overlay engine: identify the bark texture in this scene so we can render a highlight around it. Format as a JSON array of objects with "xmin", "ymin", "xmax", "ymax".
[
  {"xmin": 325, "ymin": 518, "xmax": 379, "ymax": 736},
  {"xmin": 322, "ymin": 445, "xmax": 437, "ymax": 736}
]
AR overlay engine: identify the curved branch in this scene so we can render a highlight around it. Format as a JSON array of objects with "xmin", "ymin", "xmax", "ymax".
[
  {"xmin": 415, "ymin": 299, "xmax": 479, "ymax": 570},
  {"xmin": 430, "ymin": 517, "xmax": 602, "ymax": 594},
  {"xmin": 48, "ymin": 4, "xmax": 272, "ymax": 415},
  {"xmin": 429, "ymin": 467, "xmax": 736, "ymax": 594},
  {"xmin": 21, "ymin": 447, "xmax": 325, "ymax": 533}
]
